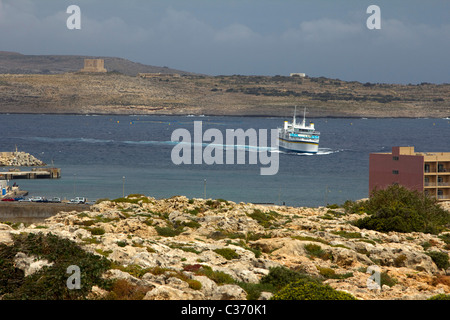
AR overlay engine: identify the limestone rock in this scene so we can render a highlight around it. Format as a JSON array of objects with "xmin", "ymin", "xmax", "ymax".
[
  {"xmin": 143, "ymin": 285, "xmax": 204, "ymax": 300},
  {"xmin": 211, "ymin": 284, "xmax": 247, "ymax": 300},
  {"xmin": 1, "ymin": 195, "xmax": 448, "ymax": 300},
  {"xmin": 14, "ymin": 252, "xmax": 54, "ymax": 277}
]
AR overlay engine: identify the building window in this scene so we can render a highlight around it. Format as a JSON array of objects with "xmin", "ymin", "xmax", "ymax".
[
  {"xmin": 393, "ymin": 156, "xmax": 399, "ymax": 161},
  {"xmin": 392, "ymin": 170, "xmax": 399, "ymax": 175},
  {"xmin": 424, "ymin": 164, "xmax": 430, "ymax": 173}
]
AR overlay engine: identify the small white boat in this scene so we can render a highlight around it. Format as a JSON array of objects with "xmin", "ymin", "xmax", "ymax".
[{"xmin": 278, "ymin": 106, "xmax": 320, "ymax": 153}]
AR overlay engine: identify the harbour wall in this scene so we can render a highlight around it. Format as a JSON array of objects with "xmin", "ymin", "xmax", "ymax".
[{"xmin": 0, "ymin": 202, "xmax": 90, "ymax": 223}]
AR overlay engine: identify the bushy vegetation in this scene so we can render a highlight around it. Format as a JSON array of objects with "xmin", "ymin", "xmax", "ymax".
[
  {"xmin": 182, "ymin": 264, "xmax": 356, "ymax": 300},
  {"xmin": 260, "ymin": 266, "xmax": 321, "ymax": 291},
  {"xmin": 112, "ymin": 194, "xmax": 150, "ymax": 204},
  {"xmin": 238, "ymin": 266, "xmax": 322, "ymax": 300},
  {"xmin": 428, "ymin": 294, "xmax": 450, "ymax": 300},
  {"xmin": 154, "ymin": 225, "xmax": 184, "ymax": 237},
  {"xmin": 247, "ymin": 209, "xmax": 279, "ymax": 228},
  {"xmin": 0, "ymin": 232, "xmax": 111, "ymax": 300},
  {"xmin": 271, "ymin": 279, "xmax": 357, "ymax": 300},
  {"xmin": 348, "ymin": 185, "xmax": 450, "ymax": 234},
  {"xmin": 214, "ymin": 248, "xmax": 240, "ymax": 260},
  {"xmin": 426, "ymin": 251, "xmax": 450, "ymax": 270},
  {"xmin": 304, "ymin": 244, "xmax": 332, "ymax": 260},
  {"xmin": 104, "ymin": 279, "xmax": 148, "ymax": 300},
  {"xmin": 183, "ymin": 264, "xmax": 235, "ymax": 285}
]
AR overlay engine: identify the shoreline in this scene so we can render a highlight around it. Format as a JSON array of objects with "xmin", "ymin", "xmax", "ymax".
[{"xmin": 1, "ymin": 111, "xmax": 449, "ymax": 119}]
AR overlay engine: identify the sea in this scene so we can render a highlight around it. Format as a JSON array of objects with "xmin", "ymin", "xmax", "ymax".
[{"xmin": 1, "ymin": 114, "xmax": 449, "ymax": 207}]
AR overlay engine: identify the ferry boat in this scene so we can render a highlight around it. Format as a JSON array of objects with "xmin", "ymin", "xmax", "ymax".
[{"xmin": 278, "ymin": 107, "xmax": 320, "ymax": 153}]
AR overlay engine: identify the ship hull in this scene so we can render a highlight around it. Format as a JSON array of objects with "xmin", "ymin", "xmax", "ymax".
[{"xmin": 278, "ymin": 137, "xmax": 319, "ymax": 154}]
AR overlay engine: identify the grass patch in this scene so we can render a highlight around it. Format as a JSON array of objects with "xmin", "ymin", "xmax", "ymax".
[
  {"xmin": 271, "ymin": 279, "xmax": 356, "ymax": 300},
  {"xmin": 154, "ymin": 225, "xmax": 184, "ymax": 237},
  {"xmin": 292, "ymin": 235, "xmax": 330, "ymax": 245},
  {"xmin": 317, "ymin": 267, "xmax": 353, "ymax": 280},
  {"xmin": 247, "ymin": 209, "xmax": 280, "ymax": 228},
  {"xmin": 183, "ymin": 264, "xmax": 235, "ymax": 285},
  {"xmin": 303, "ymin": 244, "xmax": 332, "ymax": 260},
  {"xmin": 332, "ymin": 231, "xmax": 363, "ymax": 239},
  {"xmin": 112, "ymin": 195, "xmax": 150, "ymax": 204}
]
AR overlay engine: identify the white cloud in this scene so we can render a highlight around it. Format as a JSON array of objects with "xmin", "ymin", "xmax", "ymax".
[
  {"xmin": 214, "ymin": 23, "xmax": 261, "ymax": 44},
  {"xmin": 0, "ymin": 1, "xmax": 448, "ymax": 83}
]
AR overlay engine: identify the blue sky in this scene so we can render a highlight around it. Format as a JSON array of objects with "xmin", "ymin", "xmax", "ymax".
[{"xmin": 0, "ymin": 0, "xmax": 449, "ymax": 84}]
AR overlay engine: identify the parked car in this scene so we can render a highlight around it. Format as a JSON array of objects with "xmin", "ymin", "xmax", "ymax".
[
  {"xmin": 49, "ymin": 197, "xmax": 61, "ymax": 203},
  {"xmin": 70, "ymin": 197, "xmax": 86, "ymax": 204},
  {"xmin": 1, "ymin": 197, "xmax": 15, "ymax": 201},
  {"xmin": 30, "ymin": 196, "xmax": 43, "ymax": 202}
]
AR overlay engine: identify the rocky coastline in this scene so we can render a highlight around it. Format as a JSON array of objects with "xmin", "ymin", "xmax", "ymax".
[
  {"xmin": 0, "ymin": 151, "xmax": 46, "ymax": 167},
  {"xmin": 1, "ymin": 195, "xmax": 449, "ymax": 300}
]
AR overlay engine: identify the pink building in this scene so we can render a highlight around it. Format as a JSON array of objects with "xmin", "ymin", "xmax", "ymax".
[{"xmin": 369, "ymin": 146, "xmax": 450, "ymax": 201}]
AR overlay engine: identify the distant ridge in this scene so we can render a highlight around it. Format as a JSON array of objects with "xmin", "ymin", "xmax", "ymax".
[{"xmin": 0, "ymin": 51, "xmax": 195, "ymax": 76}]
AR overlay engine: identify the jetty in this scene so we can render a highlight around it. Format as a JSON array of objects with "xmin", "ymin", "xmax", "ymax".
[{"xmin": 0, "ymin": 168, "xmax": 61, "ymax": 180}]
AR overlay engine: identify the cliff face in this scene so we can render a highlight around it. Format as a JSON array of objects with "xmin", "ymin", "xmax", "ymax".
[
  {"xmin": 1, "ymin": 195, "xmax": 449, "ymax": 300},
  {"xmin": 0, "ymin": 72, "xmax": 449, "ymax": 118}
]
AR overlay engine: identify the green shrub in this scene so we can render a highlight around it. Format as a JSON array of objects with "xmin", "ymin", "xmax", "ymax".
[
  {"xmin": 352, "ymin": 185, "xmax": 450, "ymax": 234},
  {"xmin": 154, "ymin": 226, "xmax": 184, "ymax": 237},
  {"xmin": 237, "ymin": 281, "xmax": 276, "ymax": 300},
  {"xmin": 426, "ymin": 251, "xmax": 450, "ymax": 270},
  {"xmin": 116, "ymin": 240, "xmax": 127, "ymax": 247},
  {"xmin": 380, "ymin": 272, "xmax": 397, "ymax": 287},
  {"xmin": 89, "ymin": 227, "xmax": 105, "ymax": 235},
  {"xmin": 332, "ymin": 231, "xmax": 362, "ymax": 239},
  {"xmin": 317, "ymin": 267, "xmax": 353, "ymax": 280},
  {"xmin": 304, "ymin": 244, "xmax": 332, "ymax": 260},
  {"xmin": 185, "ymin": 208, "xmax": 200, "ymax": 215},
  {"xmin": 207, "ymin": 229, "xmax": 252, "ymax": 241},
  {"xmin": 260, "ymin": 266, "xmax": 320, "ymax": 291},
  {"xmin": 342, "ymin": 199, "xmax": 366, "ymax": 214},
  {"xmin": 271, "ymin": 279, "xmax": 357, "ymax": 300},
  {"xmin": 214, "ymin": 248, "xmax": 240, "ymax": 260},
  {"xmin": 428, "ymin": 294, "xmax": 450, "ymax": 300},
  {"xmin": 194, "ymin": 265, "xmax": 235, "ymax": 285},
  {"xmin": 247, "ymin": 209, "xmax": 279, "ymax": 228},
  {"xmin": 112, "ymin": 195, "xmax": 150, "ymax": 204},
  {"xmin": 104, "ymin": 279, "xmax": 147, "ymax": 300},
  {"xmin": 0, "ymin": 232, "xmax": 111, "ymax": 300},
  {"xmin": 181, "ymin": 220, "xmax": 201, "ymax": 229},
  {"xmin": 187, "ymin": 279, "xmax": 202, "ymax": 290}
]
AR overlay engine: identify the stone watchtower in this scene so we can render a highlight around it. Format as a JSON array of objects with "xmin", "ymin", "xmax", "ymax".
[{"xmin": 80, "ymin": 59, "xmax": 107, "ymax": 73}]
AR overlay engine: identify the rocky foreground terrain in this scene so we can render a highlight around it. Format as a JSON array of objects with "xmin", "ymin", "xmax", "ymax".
[{"xmin": 1, "ymin": 195, "xmax": 449, "ymax": 300}]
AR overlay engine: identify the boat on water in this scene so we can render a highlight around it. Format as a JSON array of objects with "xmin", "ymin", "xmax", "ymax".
[{"xmin": 278, "ymin": 107, "xmax": 320, "ymax": 153}]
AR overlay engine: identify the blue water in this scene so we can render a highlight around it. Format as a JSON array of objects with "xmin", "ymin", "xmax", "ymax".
[{"xmin": 2, "ymin": 114, "xmax": 449, "ymax": 207}]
